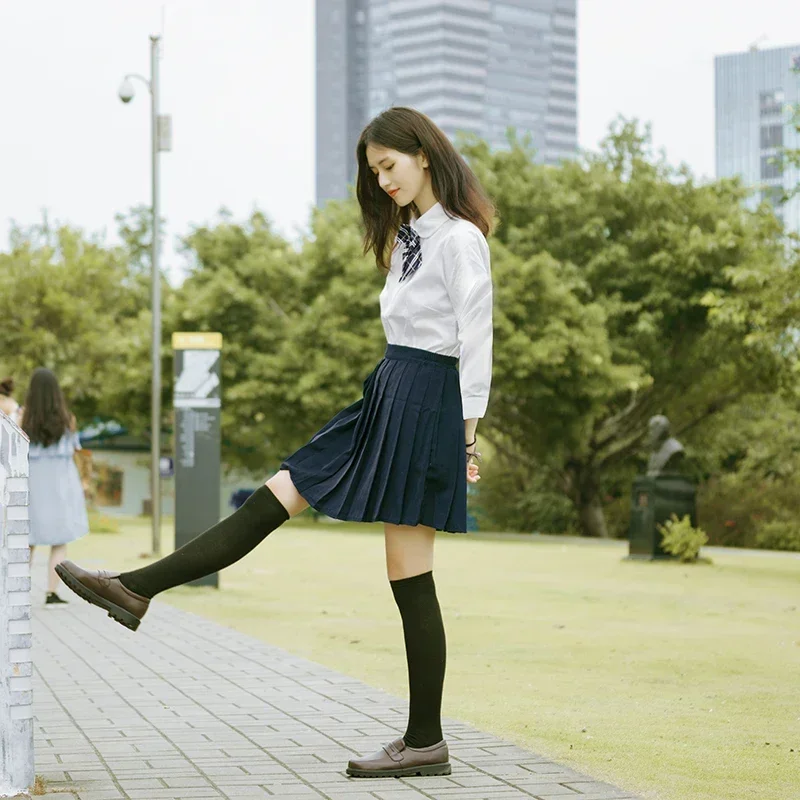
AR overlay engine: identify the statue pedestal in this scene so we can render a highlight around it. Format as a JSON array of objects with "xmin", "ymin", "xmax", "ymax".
[{"xmin": 627, "ymin": 474, "xmax": 697, "ymax": 561}]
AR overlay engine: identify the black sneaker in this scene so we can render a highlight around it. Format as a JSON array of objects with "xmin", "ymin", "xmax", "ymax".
[{"xmin": 45, "ymin": 592, "xmax": 68, "ymax": 605}]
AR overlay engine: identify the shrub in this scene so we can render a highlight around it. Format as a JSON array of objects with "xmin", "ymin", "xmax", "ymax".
[
  {"xmin": 88, "ymin": 512, "xmax": 120, "ymax": 534},
  {"xmin": 658, "ymin": 514, "xmax": 708, "ymax": 562},
  {"xmin": 475, "ymin": 456, "xmax": 578, "ymax": 534},
  {"xmin": 602, "ymin": 494, "xmax": 632, "ymax": 539},
  {"xmin": 697, "ymin": 475, "xmax": 800, "ymax": 549},
  {"xmin": 754, "ymin": 519, "xmax": 800, "ymax": 552}
]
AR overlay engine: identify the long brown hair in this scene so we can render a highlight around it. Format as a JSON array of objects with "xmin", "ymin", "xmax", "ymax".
[
  {"xmin": 21, "ymin": 368, "xmax": 73, "ymax": 447},
  {"xmin": 356, "ymin": 106, "xmax": 495, "ymax": 272}
]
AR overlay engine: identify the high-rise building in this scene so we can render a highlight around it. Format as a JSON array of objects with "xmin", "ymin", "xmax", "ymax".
[
  {"xmin": 316, "ymin": 0, "xmax": 577, "ymax": 205},
  {"xmin": 715, "ymin": 44, "xmax": 800, "ymax": 232}
]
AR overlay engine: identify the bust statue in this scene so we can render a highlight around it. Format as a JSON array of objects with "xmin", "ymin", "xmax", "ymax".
[{"xmin": 645, "ymin": 415, "xmax": 685, "ymax": 476}]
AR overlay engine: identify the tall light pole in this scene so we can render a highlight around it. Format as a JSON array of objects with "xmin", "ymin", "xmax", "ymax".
[{"xmin": 118, "ymin": 35, "xmax": 170, "ymax": 556}]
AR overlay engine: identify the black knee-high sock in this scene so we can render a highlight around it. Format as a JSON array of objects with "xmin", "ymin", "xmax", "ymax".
[
  {"xmin": 119, "ymin": 485, "xmax": 290, "ymax": 599},
  {"xmin": 391, "ymin": 570, "xmax": 446, "ymax": 748}
]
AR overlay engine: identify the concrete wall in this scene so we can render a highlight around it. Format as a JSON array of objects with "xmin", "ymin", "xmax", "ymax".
[
  {"xmin": 91, "ymin": 450, "xmax": 175, "ymax": 517},
  {"xmin": 91, "ymin": 448, "xmax": 266, "ymax": 522},
  {"xmin": 0, "ymin": 411, "xmax": 34, "ymax": 796}
]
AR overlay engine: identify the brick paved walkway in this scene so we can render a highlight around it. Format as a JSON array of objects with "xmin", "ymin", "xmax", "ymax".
[{"xmin": 25, "ymin": 572, "xmax": 641, "ymax": 800}]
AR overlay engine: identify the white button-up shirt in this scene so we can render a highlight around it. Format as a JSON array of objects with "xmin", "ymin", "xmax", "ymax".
[{"xmin": 379, "ymin": 202, "xmax": 493, "ymax": 419}]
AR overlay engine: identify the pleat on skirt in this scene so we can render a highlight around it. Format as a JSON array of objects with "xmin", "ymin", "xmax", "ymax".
[{"xmin": 280, "ymin": 344, "xmax": 467, "ymax": 533}]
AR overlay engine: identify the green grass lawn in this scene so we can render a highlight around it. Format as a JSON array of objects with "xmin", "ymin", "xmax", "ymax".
[{"xmin": 67, "ymin": 515, "xmax": 800, "ymax": 800}]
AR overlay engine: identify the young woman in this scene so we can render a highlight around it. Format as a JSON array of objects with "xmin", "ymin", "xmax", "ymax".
[
  {"xmin": 56, "ymin": 106, "xmax": 494, "ymax": 779},
  {"xmin": 22, "ymin": 368, "xmax": 90, "ymax": 604}
]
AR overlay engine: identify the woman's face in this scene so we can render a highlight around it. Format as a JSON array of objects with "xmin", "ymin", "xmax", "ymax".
[{"xmin": 365, "ymin": 144, "xmax": 430, "ymax": 208}]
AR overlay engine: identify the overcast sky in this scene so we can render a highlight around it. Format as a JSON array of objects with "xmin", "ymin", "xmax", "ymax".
[{"xmin": 1, "ymin": 0, "xmax": 798, "ymax": 280}]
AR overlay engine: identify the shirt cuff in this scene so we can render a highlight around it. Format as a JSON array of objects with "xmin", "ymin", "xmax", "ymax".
[{"xmin": 462, "ymin": 396, "xmax": 488, "ymax": 420}]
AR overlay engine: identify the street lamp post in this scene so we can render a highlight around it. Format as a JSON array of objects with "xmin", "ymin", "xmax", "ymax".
[{"xmin": 118, "ymin": 34, "xmax": 169, "ymax": 556}]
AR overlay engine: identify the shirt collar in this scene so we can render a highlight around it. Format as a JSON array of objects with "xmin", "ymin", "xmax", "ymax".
[{"xmin": 410, "ymin": 202, "xmax": 451, "ymax": 239}]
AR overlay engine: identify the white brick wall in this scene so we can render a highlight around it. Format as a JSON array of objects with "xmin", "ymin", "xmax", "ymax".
[{"xmin": 0, "ymin": 410, "xmax": 33, "ymax": 797}]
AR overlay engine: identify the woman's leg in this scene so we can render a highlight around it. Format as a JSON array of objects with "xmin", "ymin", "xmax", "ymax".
[
  {"xmin": 113, "ymin": 469, "xmax": 309, "ymax": 599},
  {"xmin": 48, "ymin": 545, "xmax": 67, "ymax": 593},
  {"xmin": 384, "ymin": 523, "xmax": 447, "ymax": 748},
  {"xmin": 265, "ymin": 469, "xmax": 310, "ymax": 517}
]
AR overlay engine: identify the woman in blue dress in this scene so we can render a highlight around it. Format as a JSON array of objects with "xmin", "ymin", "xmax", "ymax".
[
  {"xmin": 57, "ymin": 106, "xmax": 494, "ymax": 779},
  {"xmin": 22, "ymin": 368, "xmax": 89, "ymax": 604}
]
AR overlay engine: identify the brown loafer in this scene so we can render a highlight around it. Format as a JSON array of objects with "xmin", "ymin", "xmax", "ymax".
[
  {"xmin": 55, "ymin": 560, "xmax": 150, "ymax": 631},
  {"xmin": 346, "ymin": 737, "xmax": 450, "ymax": 778}
]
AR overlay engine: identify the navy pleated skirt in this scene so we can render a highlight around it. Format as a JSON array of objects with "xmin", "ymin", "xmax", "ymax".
[{"xmin": 280, "ymin": 344, "xmax": 467, "ymax": 533}]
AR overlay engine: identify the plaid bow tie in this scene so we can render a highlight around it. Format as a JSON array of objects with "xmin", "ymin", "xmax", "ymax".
[{"xmin": 396, "ymin": 223, "xmax": 422, "ymax": 283}]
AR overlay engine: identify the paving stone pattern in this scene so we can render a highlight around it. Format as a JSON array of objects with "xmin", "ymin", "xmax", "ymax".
[{"xmin": 23, "ymin": 573, "xmax": 641, "ymax": 800}]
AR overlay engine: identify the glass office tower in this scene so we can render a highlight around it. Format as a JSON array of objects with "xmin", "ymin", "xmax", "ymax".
[
  {"xmin": 715, "ymin": 44, "xmax": 800, "ymax": 232},
  {"xmin": 316, "ymin": 0, "xmax": 577, "ymax": 205}
]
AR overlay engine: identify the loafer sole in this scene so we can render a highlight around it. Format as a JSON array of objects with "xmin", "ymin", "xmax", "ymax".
[
  {"xmin": 346, "ymin": 761, "xmax": 451, "ymax": 778},
  {"xmin": 55, "ymin": 563, "xmax": 141, "ymax": 631}
]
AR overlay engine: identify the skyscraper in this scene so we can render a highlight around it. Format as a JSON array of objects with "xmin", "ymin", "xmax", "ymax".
[
  {"xmin": 316, "ymin": 0, "xmax": 577, "ymax": 205},
  {"xmin": 715, "ymin": 44, "xmax": 800, "ymax": 232}
]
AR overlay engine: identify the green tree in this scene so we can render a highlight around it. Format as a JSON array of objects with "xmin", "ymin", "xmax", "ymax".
[
  {"xmin": 253, "ymin": 199, "xmax": 387, "ymax": 462},
  {"xmin": 172, "ymin": 206, "xmax": 377, "ymax": 472},
  {"xmin": 0, "ymin": 218, "xmax": 165, "ymax": 433},
  {"xmin": 114, "ymin": 204, "xmax": 167, "ymax": 276},
  {"xmin": 689, "ymin": 394, "xmax": 800, "ymax": 549},
  {"xmin": 464, "ymin": 120, "xmax": 800, "ymax": 536}
]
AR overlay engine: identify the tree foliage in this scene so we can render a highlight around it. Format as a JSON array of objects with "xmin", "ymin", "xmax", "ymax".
[
  {"xmin": 461, "ymin": 120, "xmax": 799, "ymax": 534},
  {"xmin": 3, "ymin": 119, "xmax": 798, "ymax": 545},
  {"xmin": 171, "ymin": 202, "xmax": 385, "ymax": 471},
  {"xmin": 0, "ymin": 218, "xmax": 160, "ymax": 433}
]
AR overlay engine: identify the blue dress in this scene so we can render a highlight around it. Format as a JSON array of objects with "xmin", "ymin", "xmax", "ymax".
[{"xmin": 28, "ymin": 431, "xmax": 89, "ymax": 546}]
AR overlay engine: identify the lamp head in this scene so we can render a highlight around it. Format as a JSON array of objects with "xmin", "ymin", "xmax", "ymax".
[{"xmin": 118, "ymin": 78, "xmax": 135, "ymax": 104}]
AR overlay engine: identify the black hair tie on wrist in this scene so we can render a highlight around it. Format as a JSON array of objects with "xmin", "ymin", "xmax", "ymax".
[{"xmin": 466, "ymin": 437, "xmax": 477, "ymax": 449}]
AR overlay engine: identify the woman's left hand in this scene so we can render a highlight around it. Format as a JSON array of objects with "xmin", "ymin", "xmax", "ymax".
[{"xmin": 467, "ymin": 454, "xmax": 480, "ymax": 483}]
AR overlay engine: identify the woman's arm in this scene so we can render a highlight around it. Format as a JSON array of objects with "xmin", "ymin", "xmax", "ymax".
[
  {"xmin": 465, "ymin": 417, "xmax": 479, "ymax": 450},
  {"xmin": 443, "ymin": 226, "xmax": 493, "ymax": 423}
]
